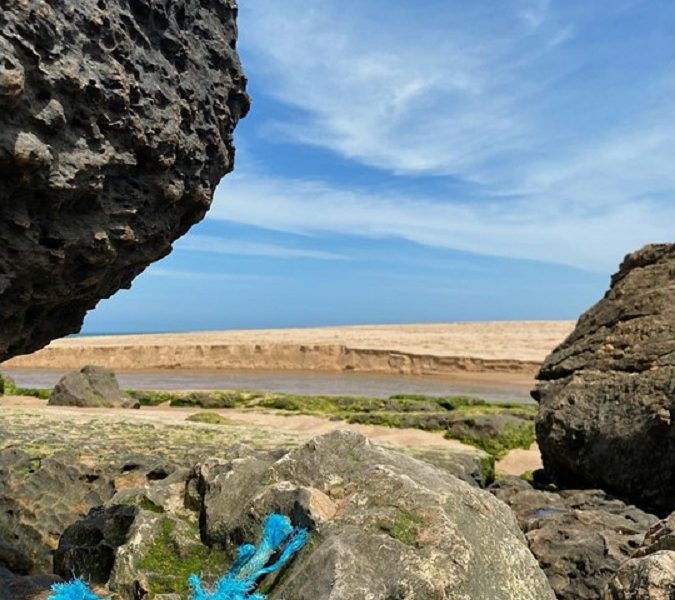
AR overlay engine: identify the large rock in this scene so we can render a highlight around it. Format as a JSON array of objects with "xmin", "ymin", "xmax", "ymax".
[
  {"xmin": 58, "ymin": 432, "xmax": 555, "ymax": 599},
  {"xmin": 533, "ymin": 244, "xmax": 675, "ymax": 514},
  {"xmin": 0, "ymin": 0, "xmax": 249, "ymax": 361},
  {"xmin": 197, "ymin": 431, "xmax": 555, "ymax": 599},
  {"xmin": 490, "ymin": 476, "xmax": 658, "ymax": 600},
  {"xmin": 603, "ymin": 512, "xmax": 675, "ymax": 599},
  {"xmin": 48, "ymin": 365, "xmax": 139, "ymax": 408}
]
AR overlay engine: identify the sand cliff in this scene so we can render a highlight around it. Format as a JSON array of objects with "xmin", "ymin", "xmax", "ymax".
[{"xmin": 3, "ymin": 321, "xmax": 574, "ymax": 376}]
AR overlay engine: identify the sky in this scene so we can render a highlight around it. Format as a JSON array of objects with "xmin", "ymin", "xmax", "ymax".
[{"xmin": 83, "ymin": 0, "xmax": 674, "ymax": 333}]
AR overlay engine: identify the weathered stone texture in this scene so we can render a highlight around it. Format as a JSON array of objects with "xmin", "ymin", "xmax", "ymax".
[
  {"xmin": 0, "ymin": 0, "xmax": 249, "ymax": 360},
  {"xmin": 533, "ymin": 244, "xmax": 675, "ymax": 514}
]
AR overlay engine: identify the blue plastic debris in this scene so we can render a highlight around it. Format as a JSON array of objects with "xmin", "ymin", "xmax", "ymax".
[{"xmin": 48, "ymin": 513, "xmax": 308, "ymax": 600}]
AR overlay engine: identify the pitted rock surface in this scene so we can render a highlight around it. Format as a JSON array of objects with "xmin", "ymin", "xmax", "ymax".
[
  {"xmin": 603, "ymin": 511, "xmax": 675, "ymax": 600},
  {"xmin": 533, "ymin": 243, "xmax": 675, "ymax": 514},
  {"xmin": 490, "ymin": 477, "xmax": 658, "ymax": 600},
  {"xmin": 0, "ymin": 0, "xmax": 249, "ymax": 360}
]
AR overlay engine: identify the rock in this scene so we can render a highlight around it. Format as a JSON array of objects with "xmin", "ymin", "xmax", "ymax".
[
  {"xmin": 533, "ymin": 243, "xmax": 675, "ymax": 514},
  {"xmin": 197, "ymin": 431, "xmax": 555, "ymax": 599},
  {"xmin": 0, "ymin": 567, "xmax": 62, "ymax": 600},
  {"xmin": 55, "ymin": 432, "xmax": 555, "ymax": 599},
  {"xmin": 446, "ymin": 413, "xmax": 534, "ymax": 459},
  {"xmin": 53, "ymin": 504, "xmax": 139, "ymax": 584},
  {"xmin": 490, "ymin": 476, "xmax": 658, "ymax": 600},
  {"xmin": 406, "ymin": 445, "xmax": 495, "ymax": 488},
  {"xmin": 0, "ymin": 448, "xmax": 115, "ymax": 573},
  {"xmin": 0, "ymin": 0, "xmax": 249, "ymax": 361},
  {"xmin": 48, "ymin": 365, "xmax": 139, "ymax": 408},
  {"xmin": 603, "ymin": 512, "xmax": 675, "ymax": 599}
]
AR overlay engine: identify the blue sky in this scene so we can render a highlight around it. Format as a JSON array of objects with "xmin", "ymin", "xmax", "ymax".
[{"xmin": 84, "ymin": 0, "xmax": 674, "ymax": 333}]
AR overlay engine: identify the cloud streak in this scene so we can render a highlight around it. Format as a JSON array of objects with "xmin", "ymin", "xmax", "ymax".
[{"xmin": 174, "ymin": 235, "xmax": 346, "ymax": 261}]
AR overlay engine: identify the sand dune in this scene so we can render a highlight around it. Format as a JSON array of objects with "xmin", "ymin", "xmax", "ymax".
[{"xmin": 3, "ymin": 321, "xmax": 574, "ymax": 376}]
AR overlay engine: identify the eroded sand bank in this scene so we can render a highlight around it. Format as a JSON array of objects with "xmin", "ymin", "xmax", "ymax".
[{"xmin": 3, "ymin": 321, "xmax": 574, "ymax": 376}]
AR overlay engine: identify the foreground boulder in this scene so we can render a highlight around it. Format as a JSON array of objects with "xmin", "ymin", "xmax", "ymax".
[
  {"xmin": 490, "ymin": 477, "xmax": 657, "ymax": 600},
  {"xmin": 0, "ymin": 0, "xmax": 249, "ymax": 361},
  {"xmin": 604, "ymin": 512, "xmax": 675, "ymax": 599},
  {"xmin": 57, "ymin": 431, "xmax": 555, "ymax": 599},
  {"xmin": 49, "ymin": 365, "xmax": 139, "ymax": 408},
  {"xmin": 533, "ymin": 243, "xmax": 675, "ymax": 514}
]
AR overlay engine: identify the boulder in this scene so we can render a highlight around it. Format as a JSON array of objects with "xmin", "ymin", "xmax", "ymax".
[
  {"xmin": 196, "ymin": 430, "xmax": 555, "ymax": 599},
  {"xmin": 48, "ymin": 365, "xmax": 139, "ymax": 408},
  {"xmin": 0, "ymin": 0, "xmax": 249, "ymax": 361},
  {"xmin": 533, "ymin": 243, "xmax": 675, "ymax": 514},
  {"xmin": 57, "ymin": 432, "xmax": 555, "ymax": 599},
  {"xmin": 490, "ymin": 476, "xmax": 658, "ymax": 600},
  {"xmin": 603, "ymin": 512, "xmax": 675, "ymax": 599},
  {"xmin": 53, "ymin": 504, "xmax": 139, "ymax": 585}
]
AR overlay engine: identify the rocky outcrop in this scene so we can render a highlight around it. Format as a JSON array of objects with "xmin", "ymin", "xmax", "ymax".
[
  {"xmin": 48, "ymin": 365, "xmax": 139, "ymax": 408},
  {"xmin": 533, "ymin": 244, "xmax": 675, "ymax": 514},
  {"xmin": 56, "ymin": 431, "xmax": 556, "ymax": 599},
  {"xmin": 604, "ymin": 512, "xmax": 675, "ymax": 599},
  {"xmin": 490, "ymin": 477, "xmax": 658, "ymax": 600},
  {"xmin": 0, "ymin": 0, "xmax": 249, "ymax": 361}
]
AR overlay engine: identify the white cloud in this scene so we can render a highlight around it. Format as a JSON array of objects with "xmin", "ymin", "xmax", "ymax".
[
  {"xmin": 174, "ymin": 235, "xmax": 345, "ymax": 261},
  {"xmin": 143, "ymin": 268, "xmax": 278, "ymax": 282},
  {"xmin": 223, "ymin": 1, "xmax": 674, "ymax": 273}
]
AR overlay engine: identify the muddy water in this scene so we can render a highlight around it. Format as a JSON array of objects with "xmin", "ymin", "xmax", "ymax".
[{"xmin": 3, "ymin": 368, "xmax": 535, "ymax": 404}]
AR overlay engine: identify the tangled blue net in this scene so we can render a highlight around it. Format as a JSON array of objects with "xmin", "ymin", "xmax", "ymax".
[{"xmin": 48, "ymin": 513, "xmax": 308, "ymax": 600}]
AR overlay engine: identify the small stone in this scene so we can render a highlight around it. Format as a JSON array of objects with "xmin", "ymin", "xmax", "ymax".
[
  {"xmin": 0, "ymin": 58, "xmax": 24, "ymax": 102},
  {"xmin": 36, "ymin": 98, "xmax": 67, "ymax": 129},
  {"xmin": 13, "ymin": 132, "xmax": 52, "ymax": 166}
]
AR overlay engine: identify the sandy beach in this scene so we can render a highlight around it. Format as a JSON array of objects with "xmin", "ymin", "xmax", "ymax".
[{"xmin": 2, "ymin": 321, "xmax": 573, "ymax": 377}]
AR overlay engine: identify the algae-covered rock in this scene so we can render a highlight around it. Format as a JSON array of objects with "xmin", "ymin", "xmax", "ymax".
[
  {"xmin": 48, "ymin": 365, "xmax": 139, "ymax": 408},
  {"xmin": 196, "ymin": 430, "xmax": 555, "ymax": 599}
]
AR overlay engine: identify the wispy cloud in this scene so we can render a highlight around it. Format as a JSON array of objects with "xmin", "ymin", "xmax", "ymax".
[
  {"xmin": 174, "ymin": 235, "xmax": 346, "ymax": 261},
  {"xmin": 144, "ymin": 268, "xmax": 279, "ymax": 282},
  {"xmin": 225, "ymin": 0, "xmax": 674, "ymax": 272}
]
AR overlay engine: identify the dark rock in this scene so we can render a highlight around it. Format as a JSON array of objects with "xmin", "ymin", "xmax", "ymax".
[
  {"xmin": 603, "ymin": 512, "xmax": 675, "ymax": 599},
  {"xmin": 0, "ymin": 567, "xmax": 62, "ymax": 600},
  {"xmin": 0, "ymin": 448, "xmax": 115, "ymax": 573},
  {"xmin": 490, "ymin": 476, "xmax": 658, "ymax": 600},
  {"xmin": 48, "ymin": 365, "xmax": 139, "ymax": 408},
  {"xmin": 534, "ymin": 243, "xmax": 675, "ymax": 514},
  {"xmin": 53, "ymin": 504, "xmax": 138, "ymax": 584},
  {"xmin": 0, "ymin": 0, "xmax": 249, "ymax": 361}
]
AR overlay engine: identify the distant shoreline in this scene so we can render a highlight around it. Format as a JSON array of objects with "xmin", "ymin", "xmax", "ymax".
[{"xmin": 2, "ymin": 321, "xmax": 573, "ymax": 378}]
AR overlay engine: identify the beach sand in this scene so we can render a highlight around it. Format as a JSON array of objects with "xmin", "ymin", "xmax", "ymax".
[{"xmin": 2, "ymin": 321, "xmax": 574, "ymax": 377}]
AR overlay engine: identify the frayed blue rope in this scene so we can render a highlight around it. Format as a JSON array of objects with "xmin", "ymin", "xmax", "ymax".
[
  {"xmin": 48, "ymin": 513, "xmax": 308, "ymax": 600},
  {"xmin": 189, "ymin": 513, "xmax": 309, "ymax": 600},
  {"xmin": 48, "ymin": 579, "xmax": 102, "ymax": 600}
]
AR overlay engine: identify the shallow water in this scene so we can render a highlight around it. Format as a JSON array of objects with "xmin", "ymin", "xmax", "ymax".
[{"xmin": 3, "ymin": 368, "xmax": 535, "ymax": 404}]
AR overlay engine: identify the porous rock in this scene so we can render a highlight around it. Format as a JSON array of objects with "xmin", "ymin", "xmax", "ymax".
[
  {"xmin": 490, "ymin": 476, "xmax": 658, "ymax": 600},
  {"xmin": 603, "ymin": 512, "xmax": 675, "ymax": 599},
  {"xmin": 533, "ymin": 243, "xmax": 675, "ymax": 514},
  {"xmin": 56, "ymin": 432, "xmax": 555, "ymax": 599},
  {"xmin": 0, "ymin": 0, "xmax": 249, "ymax": 361},
  {"xmin": 48, "ymin": 364, "xmax": 139, "ymax": 408}
]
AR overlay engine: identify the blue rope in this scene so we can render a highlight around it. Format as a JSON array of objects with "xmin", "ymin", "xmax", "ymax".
[{"xmin": 48, "ymin": 514, "xmax": 308, "ymax": 600}]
